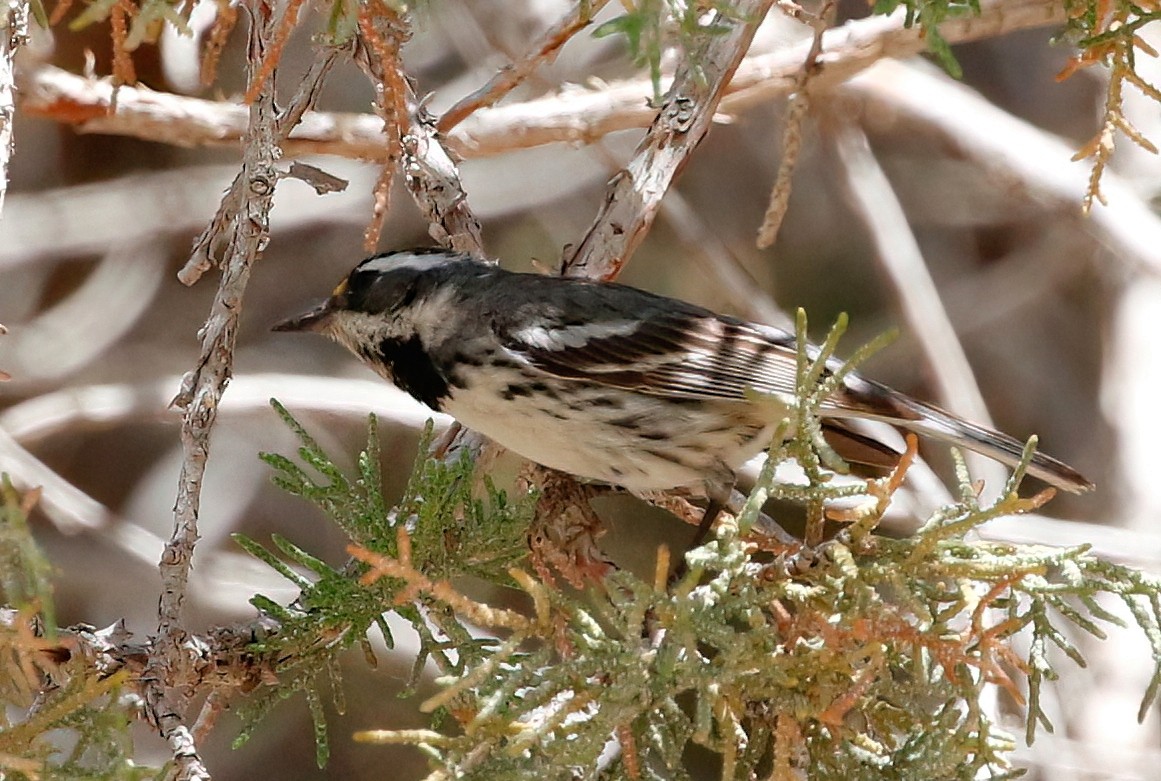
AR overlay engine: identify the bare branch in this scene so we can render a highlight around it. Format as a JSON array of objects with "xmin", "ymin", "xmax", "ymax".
[
  {"xmin": 843, "ymin": 59, "xmax": 1161, "ymax": 273},
  {"xmin": 563, "ymin": 0, "xmax": 777, "ymax": 280},
  {"xmin": 0, "ymin": 424, "xmax": 117, "ymax": 533},
  {"xmin": 0, "ymin": 0, "xmax": 28, "ymax": 218},
  {"xmin": 147, "ymin": 4, "xmax": 341, "ymax": 778},
  {"xmin": 658, "ymin": 189, "xmax": 791, "ymax": 329},
  {"xmin": 0, "ymin": 161, "xmax": 377, "ymax": 272},
  {"xmin": 0, "ymin": 240, "xmax": 166, "ymax": 385},
  {"xmin": 0, "ymin": 374, "xmax": 450, "ymax": 447},
  {"xmin": 353, "ymin": 1, "xmax": 485, "ymax": 255},
  {"xmin": 17, "ymin": 0, "xmax": 1068, "ymax": 162},
  {"xmin": 352, "ymin": 1, "xmax": 408, "ymax": 251},
  {"xmin": 149, "ymin": 3, "xmax": 284, "ymax": 773},
  {"xmin": 163, "ymin": 2, "xmax": 280, "ymax": 636}
]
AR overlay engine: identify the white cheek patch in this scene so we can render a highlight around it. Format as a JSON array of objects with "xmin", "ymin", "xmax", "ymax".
[
  {"xmin": 327, "ymin": 291, "xmax": 463, "ymax": 358},
  {"xmin": 409, "ymin": 288, "xmax": 460, "ymax": 344}
]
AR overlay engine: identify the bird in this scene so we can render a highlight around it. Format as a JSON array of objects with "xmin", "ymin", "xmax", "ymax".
[{"xmin": 272, "ymin": 248, "xmax": 1093, "ymax": 511}]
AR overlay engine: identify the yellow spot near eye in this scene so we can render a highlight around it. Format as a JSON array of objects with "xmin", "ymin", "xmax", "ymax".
[{"xmin": 331, "ymin": 278, "xmax": 349, "ymax": 297}]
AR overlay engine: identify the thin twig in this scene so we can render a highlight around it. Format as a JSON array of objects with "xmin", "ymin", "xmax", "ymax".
[
  {"xmin": 0, "ymin": 424, "xmax": 116, "ymax": 533},
  {"xmin": 147, "ymin": 4, "xmax": 340, "ymax": 777},
  {"xmin": 0, "ymin": 240, "xmax": 166, "ymax": 385},
  {"xmin": 275, "ymin": 47, "xmax": 341, "ymax": 137},
  {"xmin": 657, "ymin": 189, "xmax": 791, "ymax": 329},
  {"xmin": 242, "ymin": 0, "xmax": 305, "ymax": 104},
  {"xmin": 0, "ymin": 161, "xmax": 380, "ymax": 273},
  {"xmin": 148, "ymin": 1, "xmax": 286, "ymax": 774},
  {"xmin": 353, "ymin": 1, "xmax": 485, "ymax": 256},
  {"xmin": 586, "ymin": 137, "xmax": 790, "ymax": 326},
  {"xmin": 199, "ymin": 0, "xmax": 238, "ymax": 88},
  {"xmin": 563, "ymin": 0, "xmax": 776, "ymax": 280},
  {"xmin": 354, "ymin": 0, "xmax": 408, "ymax": 251},
  {"xmin": 756, "ymin": 0, "xmax": 834, "ymax": 249},
  {"xmin": 178, "ymin": 48, "xmax": 340, "ymax": 285},
  {"xmin": 109, "ymin": 0, "xmax": 136, "ymax": 86},
  {"xmin": 0, "ymin": 374, "xmax": 450, "ymax": 447},
  {"xmin": 436, "ymin": 0, "xmax": 610, "ymax": 132}
]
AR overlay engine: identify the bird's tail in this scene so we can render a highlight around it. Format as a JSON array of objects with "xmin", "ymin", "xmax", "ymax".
[{"xmin": 826, "ymin": 380, "xmax": 1094, "ymax": 495}]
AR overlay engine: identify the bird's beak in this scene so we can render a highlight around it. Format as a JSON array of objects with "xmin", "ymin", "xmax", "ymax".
[{"xmin": 271, "ymin": 300, "xmax": 335, "ymax": 334}]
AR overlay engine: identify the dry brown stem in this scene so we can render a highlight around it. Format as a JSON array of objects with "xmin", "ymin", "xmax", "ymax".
[
  {"xmin": 199, "ymin": 0, "xmax": 238, "ymax": 88},
  {"xmin": 526, "ymin": 467, "xmax": 616, "ymax": 588},
  {"xmin": 436, "ymin": 0, "xmax": 610, "ymax": 132},
  {"xmin": 144, "ymin": 3, "xmax": 340, "ymax": 777},
  {"xmin": 755, "ymin": 0, "xmax": 834, "ymax": 249},
  {"xmin": 355, "ymin": 0, "xmax": 408, "ymax": 251}
]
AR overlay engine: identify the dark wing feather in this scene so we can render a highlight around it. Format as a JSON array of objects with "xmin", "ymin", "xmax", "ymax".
[
  {"xmin": 503, "ymin": 309, "xmax": 807, "ymax": 402},
  {"xmin": 498, "ymin": 298, "xmax": 897, "ymax": 418}
]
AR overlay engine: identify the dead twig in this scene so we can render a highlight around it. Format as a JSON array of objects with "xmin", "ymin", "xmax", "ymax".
[
  {"xmin": 353, "ymin": 1, "xmax": 484, "ymax": 256},
  {"xmin": 436, "ymin": 0, "xmax": 610, "ymax": 133},
  {"xmin": 148, "ymin": 4, "xmax": 341, "ymax": 777},
  {"xmin": 354, "ymin": 0, "xmax": 408, "ymax": 251},
  {"xmin": 755, "ymin": 0, "xmax": 833, "ymax": 249},
  {"xmin": 842, "ymin": 58, "xmax": 1161, "ymax": 276}
]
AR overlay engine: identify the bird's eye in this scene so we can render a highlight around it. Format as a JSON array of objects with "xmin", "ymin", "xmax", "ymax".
[{"xmin": 345, "ymin": 267, "xmax": 421, "ymax": 314}]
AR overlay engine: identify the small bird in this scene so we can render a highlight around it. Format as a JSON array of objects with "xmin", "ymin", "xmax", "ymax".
[{"xmin": 273, "ymin": 249, "xmax": 1093, "ymax": 505}]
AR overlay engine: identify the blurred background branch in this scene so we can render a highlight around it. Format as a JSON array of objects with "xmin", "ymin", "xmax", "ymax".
[{"xmin": 18, "ymin": 0, "xmax": 1069, "ymax": 160}]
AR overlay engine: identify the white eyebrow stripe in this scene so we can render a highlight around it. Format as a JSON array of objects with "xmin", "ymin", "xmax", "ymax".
[{"xmin": 360, "ymin": 252, "xmax": 456, "ymax": 274}]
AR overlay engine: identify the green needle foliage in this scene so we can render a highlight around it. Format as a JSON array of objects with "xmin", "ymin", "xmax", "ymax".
[
  {"xmin": 249, "ymin": 311, "xmax": 1161, "ymax": 780},
  {"xmin": 0, "ymin": 479, "xmax": 160, "ymax": 781},
  {"xmin": 236, "ymin": 405, "xmax": 535, "ymax": 765}
]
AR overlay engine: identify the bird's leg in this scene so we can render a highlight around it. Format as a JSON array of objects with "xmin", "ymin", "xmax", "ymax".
[
  {"xmin": 688, "ymin": 496, "xmax": 725, "ymax": 551},
  {"xmin": 690, "ymin": 469, "xmax": 738, "ymax": 550},
  {"xmin": 666, "ymin": 500, "xmax": 723, "ymax": 585},
  {"xmin": 667, "ymin": 478, "xmax": 734, "ymax": 583}
]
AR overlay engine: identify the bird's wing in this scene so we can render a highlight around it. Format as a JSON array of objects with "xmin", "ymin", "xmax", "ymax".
[
  {"xmin": 494, "ymin": 294, "xmax": 1094, "ymax": 493},
  {"xmin": 500, "ymin": 307, "xmax": 869, "ymax": 408}
]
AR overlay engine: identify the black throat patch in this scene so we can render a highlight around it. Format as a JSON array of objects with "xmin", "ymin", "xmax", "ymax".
[{"xmin": 374, "ymin": 335, "xmax": 450, "ymax": 411}]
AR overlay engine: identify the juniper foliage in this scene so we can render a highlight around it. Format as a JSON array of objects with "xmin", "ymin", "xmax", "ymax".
[{"xmin": 248, "ymin": 312, "xmax": 1161, "ymax": 779}]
